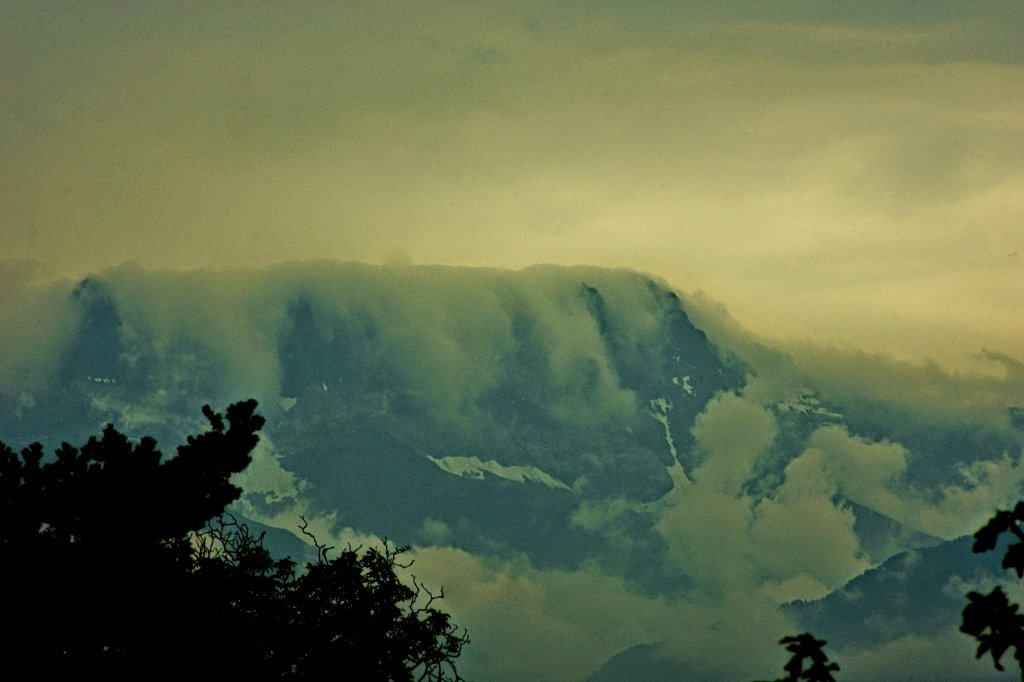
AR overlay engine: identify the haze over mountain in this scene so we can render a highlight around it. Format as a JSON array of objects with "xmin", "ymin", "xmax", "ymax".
[
  {"xmin": 3, "ymin": 2, "xmax": 1022, "ymax": 372},
  {"xmin": 3, "ymin": 2, "xmax": 1023, "ymax": 677},
  {"xmin": 2, "ymin": 260, "xmax": 1022, "ymax": 680}
]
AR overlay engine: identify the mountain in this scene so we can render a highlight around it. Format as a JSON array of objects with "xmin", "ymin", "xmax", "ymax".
[
  {"xmin": 1, "ymin": 261, "xmax": 1021, "ymax": 681},
  {"xmin": 788, "ymin": 536, "xmax": 998, "ymax": 649}
]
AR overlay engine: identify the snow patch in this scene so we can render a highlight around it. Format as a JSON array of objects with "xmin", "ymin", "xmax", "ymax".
[
  {"xmin": 648, "ymin": 398, "xmax": 677, "ymax": 459},
  {"xmin": 426, "ymin": 455, "xmax": 571, "ymax": 490},
  {"xmin": 777, "ymin": 389, "xmax": 842, "ymax": 418},
  {"xmin": 649, "ymin": 397, "xmax": 691, "ymax": 486},
  {"xmin": 671, "ymin": 375, "xmax": 695, "ymax": 396}
]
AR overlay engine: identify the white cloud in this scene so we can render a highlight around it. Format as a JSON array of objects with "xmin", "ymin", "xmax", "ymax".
[
  {"xmin": 651, "ymin": 393, "xmax": 870, "ymax": 603},
  {"xmin": 690, "ymin": 392, "xmax": 777, "ymax": 493},
  {"xmin": 750, "ymin": 448, "xmax": 870, "ymax": 596},
  {"xmin": 806, "ymin": 424, "xmax": 1024, "ymax": 540},
  {"xmin": 406, "ymin": 545, "xmax": 794, "ymax": 682},
  {"xmin": 809, "ymin": 425, "xmax": 908, "ymax": 513}
]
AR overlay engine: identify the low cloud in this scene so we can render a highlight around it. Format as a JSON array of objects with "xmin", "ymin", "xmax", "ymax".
[
  {"xmin": 653, "ymin": 393, "xmax": 870, "ymax": 602},
  {"xmin": 837, "ymin": 628, "xmax": 1005, "ymax": 682},
  {"xmin": 0, "ymin": 261, "xmax": 75, "ymax": 400},
  {"xmin": 2, "ymin": 260, "xmax": 1022, "ymax": 680},
  {"xmin": 405, "ymin": 544, "xmax": 795, "ymax": 682}
]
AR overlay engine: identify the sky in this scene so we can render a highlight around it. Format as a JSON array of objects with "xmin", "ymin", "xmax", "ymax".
[
  {"xmin": 2, "ymin": 1, "xmax": 1022, "ymax": 370},
  {"xmin": 2, "ymin": 6, "xmax": 1024, "ymax": 673}
]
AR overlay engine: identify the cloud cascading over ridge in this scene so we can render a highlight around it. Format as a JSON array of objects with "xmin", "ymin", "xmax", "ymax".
[
  {"xmin": 2, "ymin": 2, "xmax": 1022, "ymax": 679},
  {"xmin": 1, "ymin": 261, "xmax": 1021, "ymax": 680},
  {"xmin": 1, "ymin": 2, "xmax": 1021, "ymax": 368}
]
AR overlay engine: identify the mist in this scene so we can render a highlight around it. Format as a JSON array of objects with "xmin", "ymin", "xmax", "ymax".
[{"xmin": 1, "ymin": 260, "xmax": 1021, "ymax": 680}]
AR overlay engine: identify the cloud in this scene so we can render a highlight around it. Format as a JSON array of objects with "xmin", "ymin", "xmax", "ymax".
[
  {"xmin": 0, "ymin": 261, "xmax": 75, "ymax": 400},
  {"xmin": 652, "ymin": 394, "xmax": 871, "ymax": 602},
  {"xmin": 84, "ymin": 262, "xmax": 657, "ymax": 430},
  {"xmin": 3, "ymin": 259, "xmax": 1023, "ymax": 680},
  {"xmin": 809, "ymin": 425, "xmax": 909, "ymax": 516},
  {"xmin": 689, "ymin": 392, "xmax": 777, "ymax": 493},
  {"xmin": 749, "ymin": 448, "xmax": 870, "ymax": 598},
  {"xmin": 804, "ymin": 424, "xmax": 1024, "ymax": 540},
  {"xmin": 3, "ymin": 3, "xmax": 1022, "ymax": 368},
  {"xmin": 837, "ymin": 627, "xmax": 1006, "ymax": 681},
  {"xmin": 231, "ymin": 434, "xmax": 309, "ymax": 512},
  {"xmin": 785, "ymin": 342, "xmax": 1024, "ymax": 431},
  {"xmin": 405, "ymin": 545, "xmax": 795, "ymax": 682},
  {"xmin": 230, "ymin": 436, "xmax": 795, "ymax": 681}
]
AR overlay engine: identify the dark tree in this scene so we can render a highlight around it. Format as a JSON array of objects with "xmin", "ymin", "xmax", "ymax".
[
  {"xmin": 961, "ymin": 501, "xmax": 1024, "ymax": 679},
  {"xmin": 0, "ymin": 401, "xmax": 467, "ymax": 680},
  {"xmin": 192, "ymin": 514, "xmax": 469, "ymax": 681},
  {"xmin": 757, "ymin": 633, "xmax": 840, "ymax": 682}
]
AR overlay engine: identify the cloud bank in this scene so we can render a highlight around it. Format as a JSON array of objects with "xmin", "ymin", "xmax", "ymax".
[
  {"xmin": 1, "ymin": 261, "xmax": 1021, "ymax": 680},
  {"xmin": 2, "ymin": 2, "xmax": 1022, "ymax": 367}
]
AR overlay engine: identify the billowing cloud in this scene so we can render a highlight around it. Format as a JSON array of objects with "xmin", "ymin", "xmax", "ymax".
[
  {"xmin": 804, "ymin": 424, "xmax": 1024, "ymax": 540},
  {"xmin": 231, "ymin": 416, "xmax": 794, "ymax": 681},
  {"xmin": 1, "ymin": 260, "xmax": 1022, "ymax": 681},
  {"xmin": 4, "ymin": 4, "xmax": 1022, "ymax": 678},
  {"xmin": 650, "ymin": 393, "xmax": 871, "ymax": 603},
  {"xmin": 406, "ymin": 544, "xmax": 797, "ymax": 682},
  {"xmin": 0, "ymin": 261, "xmax": 75, "ymax": 400},
  {"xmin": 837, "ymin": 628, "xmax": 1005, "ymax": 682},
  {"xmin": 2, "ymin": 3, "xmax": 1022, "ymax": 368}
]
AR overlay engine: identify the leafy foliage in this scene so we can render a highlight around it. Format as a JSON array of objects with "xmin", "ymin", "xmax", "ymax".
[
  {"xmin": 757, "ymin": 633, "xmax": 839, "ymax": 682},
  {"xmin": 961, "ymin": 587, "xmax": 1024, "ymax": 674},
  {"xmin": 972, "ymin": 501, "xmax": 1024, "ymax": 576},
  {"xmin": 0, "ymin": 401, "xmax": 467, "ymax": 680},
  {"xmin": 190, "ymin": 515, "xmax": 469, "ymax": 680},
  {"xmin": 961, "ymin": 501, "xmax": 1024, "ymax": 678}
]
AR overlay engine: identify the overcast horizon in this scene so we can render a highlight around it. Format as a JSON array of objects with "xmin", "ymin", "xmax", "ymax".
[{"xmin": 3, "ymin": 2, "xmax": 1022, "ymax": 373}]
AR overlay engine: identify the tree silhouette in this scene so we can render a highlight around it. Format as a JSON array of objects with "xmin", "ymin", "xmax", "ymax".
[
  {"xmin": 0, "ymin": 400, "xmax": 467, "ymax": 680},
  {"xmin": 756, "ymin": 633, "xmax": 840, "ymax": 682},
  {"xmin": 191, "ymin": 514, "xmax": 469, "ymax": 680},
  {"xmin": 961, "ymin": 501, "xmax": 1024, "ymax": 679}
]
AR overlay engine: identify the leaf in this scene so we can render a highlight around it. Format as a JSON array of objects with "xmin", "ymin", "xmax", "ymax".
[
  {"xmin": 1003, "ymin": 543, "xmax": 1024, "ymax": 578},
  {"xmin": 974, "ymin": 510, "xmax": 1013, "ymax": 553}
]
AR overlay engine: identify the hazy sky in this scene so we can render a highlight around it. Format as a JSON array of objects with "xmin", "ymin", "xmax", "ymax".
[{"xmin": 2, "ymin": 2, "xmax": 1021, "ymax": 369}]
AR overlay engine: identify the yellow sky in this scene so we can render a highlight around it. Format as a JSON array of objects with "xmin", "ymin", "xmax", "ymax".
[{"xmin": 2, "ymin": 2, "xmax": 1021, "ymax": 370}]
